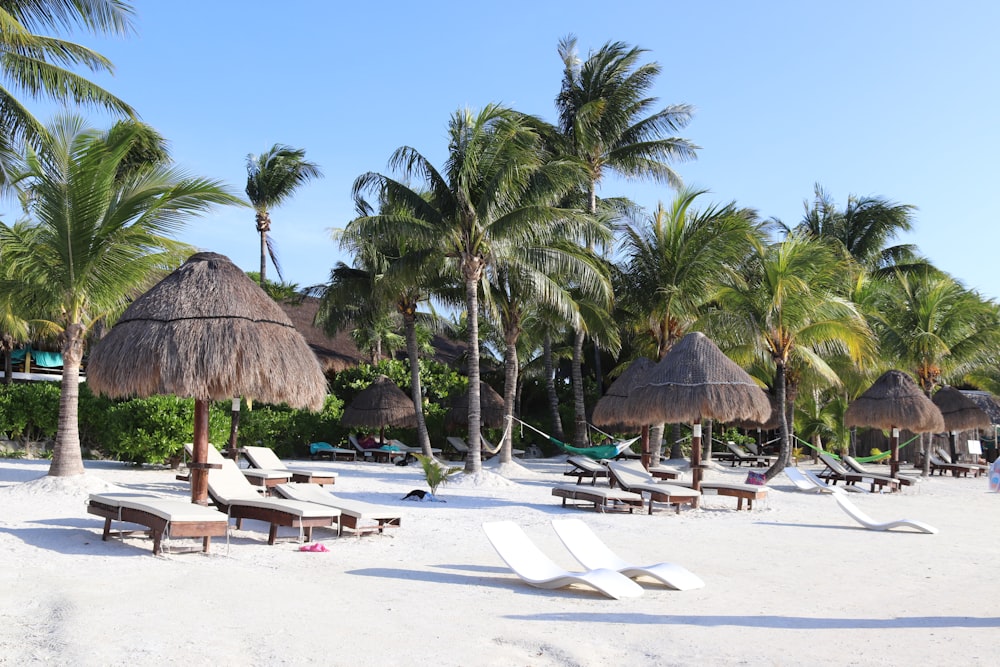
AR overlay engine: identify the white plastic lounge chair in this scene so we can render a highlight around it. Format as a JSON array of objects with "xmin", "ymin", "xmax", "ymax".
[
  {"xmin": 550, "ymin": 518, "xmax": 704, "ymax": 591},
  {"xmin": 185, "ymin": 443, "xmax": 341, "ymax": 544},
  {"xmin": 275, "ymin": 483, "xmax": 401, "ymax": 535},
  {"xmin": 243, "ymin": 445, "xmax": 338, "ymax": 485},
  {"xmin": 87, "ymin": 493, "xmax": 230, "ymax": 555},
  {"xmin": 481, "ymin": 521, "xmax": 643, "ymax": 599},
  {"xmin": 784, "ymin": 467, "xmax": 868, "ymax": 494},
  {"xmin": 829, "ymin": 492, "xmax": 938, "ymax": 534}
]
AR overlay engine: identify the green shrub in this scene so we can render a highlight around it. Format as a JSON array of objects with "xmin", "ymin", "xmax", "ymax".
[{"xmin": 0, "ymin": 383, "xmax": 60, "ymax": 441}]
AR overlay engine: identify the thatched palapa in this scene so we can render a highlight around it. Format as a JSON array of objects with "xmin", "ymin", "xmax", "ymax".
[
  {"xmin": 341, "ymin": 375, "xmax": 417, "ymax": 431},
  {"xmin": 844, "ymin": 370, "xmax": 943, "ymax": 433},
  {"xmin": 88, "ymin": 252, "xmax": 327, "ymax": 410},
  {"xmin": 447, "ymin": 381, "xmax": 505, "ymax": 429},
  {"xmin": 960, "ymin": 390, "xmax": 1000, "ymax": 425},
  {"xmin": 591, "ymin": 357, "xmax": 655, "ymax": 430},
  {"xmin": 625, "ymin": 332, "xmax": 771, "ymax": 426},
  {"xmin": 932, "ymin": 386, "xmax": 991, "ymax": 432}
]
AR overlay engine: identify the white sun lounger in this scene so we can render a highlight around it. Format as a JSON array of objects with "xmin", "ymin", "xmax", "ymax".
[
  {"xmin": 243, "ymin": 445, "xmax": 338, "ymax": 485},
  {"xmin": 784, "ymin": 467, "xmax": 868, "ymax": 494},
  {"xmin": 482, "ymin": 521, "xmax": 643, "ymax": 599},
  {"xmin": 87, "ymin": 493, "xmax": 230, "ymax": 555},
  {"xmin": 550, "ymin": 518, "xmax": 704, "ymax": 591},
  {"xmin": 829, "ymin": 492, "xmax": 938, "ymax": 534},
  {"xmin": 275, "ymin": 483, "xmax": 401, "ymax": 535}
]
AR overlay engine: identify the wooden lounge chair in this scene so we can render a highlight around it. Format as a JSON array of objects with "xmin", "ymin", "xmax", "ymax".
[
  {"xmin": 87, "ymin": 493, "xmax": 230, "ymax": 555},
  {"xmin": 724, "ymin": 441, "xmax": 771, "ymax": 467},
  {"xmin": 445, "ymin": 435, "xmax": 523, "ymax": 461},
  {"xmin": 936, "ymin": 447, "xmax": 986, "ymax": 476},
  {"xmin": 348, "ymin": 434, "xmax": 405, "ymax": 463},
  {"xmin": 611, "ymin": 460, "xmax": 764, "ymax": 510},
  {"xmin": 551, "ymin": 484, "xmax": 644, "ymax": 513},
  {"xmin": 482, "ymin": 520, "xmax": 643, "ymax": 599},
  {"xmin": 551, "ymin": 518, "xmax": 704, "ymax": 591},
  {"xmin": 243, "ymin": 445, "xmax": 338, "ymax": 486},
  {"xmin": 563, "ymin": 455, "xmax": 610, "ymax": 485},
  {"xmin": 818, "ymin": 453, "xmax": 899, "ymax": 493},
  {"xmin": 192, "ymin": 442, "xmax": 291, "ymax": 492},
  {"xmin": 275, "ymin": 483, "xmax": 402, "ymax": 535},
  {"xmin": 928, "ymin": 453, "xmax": 979, "ymax": 477},
  {"xmin": 843, "ymin": 455, "xmax": 919, "ymax": 488},
  {"xmin": 309, "ymin": 441, "xmax": 357, "ymax": 461},
  {"xmin": 605, "ymin": 461, "xmax": 701, "ymax": 514},
  {"xmin": 829, "ymin": 491, "xmax": 938, "ymax": 534},
  {"xmin": 386, "ymin": 439, "xmax": 442, "ymax": 457}
]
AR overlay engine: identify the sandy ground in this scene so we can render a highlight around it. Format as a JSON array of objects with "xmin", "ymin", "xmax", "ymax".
[{"xmin": 0, "ymin": 453, "xmax": 997, "ymax": 667}]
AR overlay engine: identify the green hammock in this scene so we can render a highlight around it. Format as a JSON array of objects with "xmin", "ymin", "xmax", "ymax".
[
  {"xmin": 793, "ymin": 434, "xmax": 918, "ymax": 463},
  {"xmin": 547, "ymin": 436, "xmax": 640, "ymax": 460}
]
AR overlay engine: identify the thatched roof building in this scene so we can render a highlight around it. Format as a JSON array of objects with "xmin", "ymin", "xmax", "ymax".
[
  {"xmin": 932, "ymin": 386, "xmax": 991, "ymax": 432},
  {"xmin": 844, "ymin": 370, "xmax": 943, "ymax": 433}
]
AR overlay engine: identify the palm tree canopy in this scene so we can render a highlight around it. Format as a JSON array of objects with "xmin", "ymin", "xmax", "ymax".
[{"xmin": 245, "ymin": 144, "xmax": 322, "ymax": 212}]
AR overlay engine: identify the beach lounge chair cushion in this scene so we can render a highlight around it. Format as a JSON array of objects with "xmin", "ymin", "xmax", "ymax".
[
  {"xmin": 243, "ymin": 445, "xmax": 338, "ymax": 485},
  {"xmin": 275, "ymin": 483, "xmax": 401, "ymax": 535},
  {"xmin": 87, "ymin": 493, "xmax": 230, "ymax": 555}
]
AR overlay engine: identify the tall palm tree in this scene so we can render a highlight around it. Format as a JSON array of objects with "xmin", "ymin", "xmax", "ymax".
[
  {"xmin": 245, "ymin": 144, "xmax": 322, "ymax": 287},
  {"xmin": 714, "ymin": 232, "xmax": 871, "ymax": 478},
  {"xmin": 350, "ymin": 104, "xmax": 590, "ymax": 473},
  {"xmin": 0, "ymin": 115, "xmax": 240, "ymax": 477},
  {"xmin": 0, "ymin": 0, "xmax": 135, "ymax": 152}
]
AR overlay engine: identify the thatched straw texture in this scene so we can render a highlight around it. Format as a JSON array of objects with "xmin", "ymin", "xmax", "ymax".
[
  {"xmin": 844, "ymin": 370, "xmax": 944, "ymax": 432},
  {"xmin": 731, "ymin": 392, "xmax": 781, "ymax": 430},
  {"xmin": 591, "ymin": 357, "xmax": 655, "ymax": 430},
  {"xmin": 341, "ymin": 375, "xmax": 417, "ymax": 429},
  {"xmin": 625, "ymin": 332, "xmax": 771, "ymax": 425},
  {"xmin": 932, "ymin": 386, "xmax": 991, "ymax": 432},
  {"xmin": 447, "ymin": 381, "xmax": 505, "ymax": 428},
  {"xmin": 88, "ymin": 252, "xmax": 327, "ymax": 410},
  {"xmin": 960, "ymin": 390, "xmax": 1000, "ymax": 425}
]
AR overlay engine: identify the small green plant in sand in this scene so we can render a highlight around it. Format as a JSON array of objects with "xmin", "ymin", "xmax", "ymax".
[{"xmin": 414, "ymin": 454, "xmax": 461, "ymax": 496}]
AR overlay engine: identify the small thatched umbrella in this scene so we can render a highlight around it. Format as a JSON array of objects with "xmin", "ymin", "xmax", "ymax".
[
  {"xmin": 87, "ymin": 252, "xmax": 327, "ymax": 504},
  {"xmin": 447, "ymin": 381, "xmax": 505, "ymax": 429},
  {"xmin": 592, "ymin": 357, "xmax": 656, "ymax": 468},
  {"xmin": 626, "ymin": 332, "xmax": 771, "ymax": 493},
  {"xmin": 341, "ymin": 375, "xmax": 417, "ymax": 445},
  {"xmin": 844, "ymin": 370, "xmax": 944, "ymax": 478},
  {"xmin": 932, "ymin": 385, "xmax": 991, "ymax": 461}
]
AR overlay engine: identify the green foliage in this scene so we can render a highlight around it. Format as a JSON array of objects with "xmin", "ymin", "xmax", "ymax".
[
  {"xmin": 236, "ymin": 394, "xmax": 344, "ymax": 458},
  {"xmin": 0, "ymin": 383, "xmax": 60, "ymax": 441},
  {"xmin": 414, "ymin": 454, "xmax": 461, "ymax": 495}
]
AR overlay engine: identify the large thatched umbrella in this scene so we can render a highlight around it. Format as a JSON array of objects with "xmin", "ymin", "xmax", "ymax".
[
  {"xmin": 447, "ymin": 381, "xmax": 505, "ymax": 429},
  {"xmin": 626, "ymin": 332, "xmax": 771, "ymax": 492},
  {"xmin": 844, "ymin": 370, "xmax": 944, "ymax": 478},
  {"xmin": 87, "ymin": 252, "xmax": 327, "ymax": 504},
  {"xmin": 592, "ymin": 357, "xmax": 656, "ymax": 467},
  {"xmin": 932, "ymin": 385, "xmax": 991, "ymax": 461},
  {"xmin": 341, "ymin": 375, "xmax": 417, "ymax": 445}
]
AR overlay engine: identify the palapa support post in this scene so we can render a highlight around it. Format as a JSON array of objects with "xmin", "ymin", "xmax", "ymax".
[
  {"xmin": 227, "ymin": 396, "xmax": 241, "ymax": 459},
  {"xmin": 640, "ymin": 425, "xmax": 651, "ymax": 470},
  {"xmin": 690, "ymin": 422, "xmax": 703, "ymax": 506},
  {"xmin": 191, "ymin": 398, "xmax": 210, "ymax": 505},
  {"xmin": 890, "ymin": 427, "xmax": 900, "ymax": 479}
]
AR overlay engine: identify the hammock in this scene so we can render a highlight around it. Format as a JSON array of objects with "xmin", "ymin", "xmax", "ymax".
[
  {"xmin": 793, "ymin": 435, "xmax": 918, "ymax": 463},
  {"xmin": 507, "ymin": 416, "xmax": 640, "ymax": 460}
]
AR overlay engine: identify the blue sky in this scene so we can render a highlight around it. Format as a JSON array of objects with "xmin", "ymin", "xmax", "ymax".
[{"xmin": 13, "ymin": 1, "xmax": 1000, "ymax": 298}]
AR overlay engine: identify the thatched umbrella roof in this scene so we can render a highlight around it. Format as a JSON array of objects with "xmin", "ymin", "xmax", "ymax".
[
  {"xmin": 625, "ymin": 332, "xmax": 771, "ymax": 426},
  {"xmin": 88, "ymin": 252, "xmax": 327, "ymax": 409},
  {"xmin": 960, "ymin": 390, "xmax": 1000, "ymax": 425},
  {"xmin": 731, "ymin": 392, "xmax": 781, "ymax": 430},
  {"xmin": 844, "ymin": 370, "xmax": 944, "ymax": 432},
  {"xmin": 932, "ymin": 386, "xmax": 991, "ymax": 432},
  {"xmin": 447, "ymin": 381, "xmax": 505, "ymax": 428},
  {"xmin": 591, "ymin": 356, "xmax": 656, "ymax": 430},
  {"xmin": 341, "ymin": 375, "xmax": 417, "ymax": 430}
]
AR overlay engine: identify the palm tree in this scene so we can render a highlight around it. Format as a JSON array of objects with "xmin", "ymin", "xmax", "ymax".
[
  {"xmin": 714, "ymin": 232, "xmax": 871, "ymax": 478},
  {"xmin": 0, "ymin": 115, "xmax": 240, "ymax": 477},
  {"xmin": 245, "ymin": 144, "xmax": 322, "ymax": 287},
  {"xmin": 0, "ymin": 1, "xmax": 135, "ymax": 151},
  {"xmin": 350, "ymin": 104, "xmax": 590, "ymax": 473}
]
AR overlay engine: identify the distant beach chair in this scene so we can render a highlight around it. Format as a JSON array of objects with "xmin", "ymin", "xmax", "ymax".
[
  {"xmin": 87, "ymin": 493, "xmax": 230, "ymax": 555},
  {"xmin": 843, "ymin": 455, "xmax": 919, "ymax": 488},
  {"xmin": 829, "ymin": 491, "xmax": 938, "ymax": 534},
  {"xmin": 605, "ymin": 461, "xmax": 701, "ymax": 514},
  {"xmin": 818, "ymin": 452, "xmax": 899, "ymax": 493},
  {"xmin": 550, "ymin": 518, "xmax": 704, "ymax": 591},
  {"xmin": 309, "ymin": 441, "xmax": 356, "ymax": 461},
  {"xmin": 193, "ymin": 442, "xmax": 292, "ymax": 492},
  {"xmin": 481, "ymin": 520, "xmax": 643, "ymax": 599},
  {"xmin": 243, "ymin": 445, "xmax": 338, "ymax": 486},
  {"xmin": 563, "ymin": 455, "xmax": 610, "ymax": 485},
  {"xmin": 784, "ymin": 467, "xmax": 868, "ymax": 494},
  {"xmin": 550, "ymin": 484, "xmax": 645, "ymax": 513},
  {"xmin": 275, "ymin": 482, "xmax": 401, "ymax": 535},
  {"xmin": 928, "ymin": 453, "xmax": 979, "ymax": 477},
  {"xmin": 724, "ymin": 441, "xmax": 771, "ymax": 467},
  {"xmin": 935, "ymin": 447, "xmax": 986, "ymax": 476}
]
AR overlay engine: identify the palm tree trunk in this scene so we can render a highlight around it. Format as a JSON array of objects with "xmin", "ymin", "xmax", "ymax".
[
  {"xmin": 704, "ymin": 419, "xmax": 714, "ymax": 462},
  {"xmin": 670, "ymin": 423, "xmax": 683, "ymax": 459},
  {"xmin": 403, "ymin": 312, "xmax": 433, "ymax": 457},
  {"xmin": 500, "ymin": 336, "xmax": 518, "ymax": 464},
  {"xmin": 543, "ymin": 333, "xmax": 565, "ymax": 441},
  {"xmin": 571, "ymin": 327, "xmax": 587, "ymax": 447},
  {"xmin": 48, "ymin": 324, "xmax": 85, "ymax": 477},
  {"xmin": 765, "ymin": 362, "xmax": 789, "ymax": 480},
  {"xmin": 259, "ymin": 229, "xmax": 268, "ymax": 287},
  {"xmin": 463, "ymin": 273, "xmax": 483, "ymax": 473},
  {"xmin": 648, "ymin": 423, "xmax": 665, "ymax": 465}
]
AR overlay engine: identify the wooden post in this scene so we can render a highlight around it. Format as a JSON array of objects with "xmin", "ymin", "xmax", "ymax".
[
  {"xmin": 191, "ymin": 398, "xmax": 210, "ymax": 505},
  {"xmin": 227, "ymin": 396, "xmax": 241, "ymax": 459},
  {"xmin": 640, "ymin": 425, "xmax": 651, "ymax": 470},
  {"xmin": 691, "ymin": 422, "xmax": 703, "ymax": 499},
  {"xmin": 890, "ymin": 427, "xmax": 900, "ymax": 479}
]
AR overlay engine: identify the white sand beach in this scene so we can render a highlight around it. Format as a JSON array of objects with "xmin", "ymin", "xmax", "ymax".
[{"xmin": 0, "ymin": 455, "xmax": 996, "ymax": 667}]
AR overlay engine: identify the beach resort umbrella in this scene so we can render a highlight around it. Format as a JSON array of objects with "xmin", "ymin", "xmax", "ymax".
[
  {"xmin": 932, "ymin": 385, "xmax": 991, "ymax": 461},
  {"xmin": 591, "ymin": 356, "xmax": 656, "ymax": 468},
  {"xmin": 340, "ymin": 375, "xmax": 417, "ymax": 444},
  {"xmin": 626, "ymin": 332, "xmax": 771, "ymax": 493},
  {"xmin": 844, "ymin": 370, "xmax": 944, "ymax": 478},
  {"xmin": 447, "ymin": 381, "xmax": 505, "ymax": 429},
  {"xmin": 87, "ymin": 252, "xmax": 327, "ymax": 504}
]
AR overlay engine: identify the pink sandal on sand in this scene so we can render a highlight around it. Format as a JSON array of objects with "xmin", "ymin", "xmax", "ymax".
[{"xmin": 299, "ymin": 542, "xmax": 329, "ymax": 552}]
